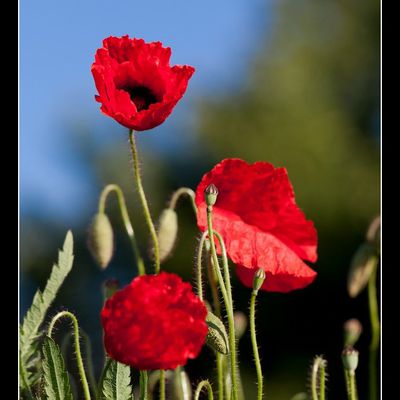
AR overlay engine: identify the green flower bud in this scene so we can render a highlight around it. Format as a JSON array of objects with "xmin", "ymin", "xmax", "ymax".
[
  {"xmin": 87, "ymin": 213, "xmax": 114, "ymax": 269},
  {"xmin": 347, "ymin": 243, "xmax": 378, "ymax": 298},
  {"xmin": 172, "ymin": 367, "xmax": 192, "ymax": 400},
  {"xmin": 253, "ymin": 268, "xmax": 266, "ymax": 293},
  {"xmin": 366, "ymin": 215, "xmax": 380, "ymax": 253},
  {"xmin": 205, "ymin": 311, "xmax": 229, "ymax": 355},
  {"xmin": 102, "ymin": 279, "xmax": 119, "ymax": 301},
  {"xmin": 204, "ymin": 184, "xmax": 218, "ymax": 207},
  {"xmin": 152, "ymin": 208, "xmax": 178, "ymax": 263},
  {"xmin": 233, "ymin": 311, "xmax": 248, "ymax": 340},
  {"xmin": 344, "ymin": 318, "xmax": 363, "ymax": 347},
  {"xmin": 342, "ymin": 347, "xmax": 359, "ymax": 373}
]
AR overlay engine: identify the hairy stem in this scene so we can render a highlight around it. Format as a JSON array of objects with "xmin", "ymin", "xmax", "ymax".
[
  {"xmin": 206, "ymin": 205, "xmax": 238, "ymax": 400},
  {"xmin": 368, "ymin": 262, "xmax": 379, "ymax": 400},
  {"xmin": 194, "ymin": 380, "xmax": 214, "ymax": 400},
  {"xmin": 344, "ymin": 371, "xmax": 358, "ymax": 400},
  {"xmin": 47, "ymin": 311, "xmax": 91, "ymax": 400},
  {"xmin": 250, "ymin": 290, "xmax": 263, "ymax": 400},
  {"xmin": 140, "ymin": 370, "xmax": 148, "ymax": 400},
  {"xmin": 98, "ymin": 183, "xmax": 145, "ymax": 275},
  {"xmin": 128, "ymin": 129, "xmax": 160, "ymax": 273},
  {"xmin": 196, "ymin": 231, "xmax": 208, "ymax": 300}
]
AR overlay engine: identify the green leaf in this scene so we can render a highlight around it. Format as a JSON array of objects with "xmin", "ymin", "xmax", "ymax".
[
  {"xmin": 102, "ymin": 359, "xmax": 133, "ymax": 400},
  {"xmin": 42, "ymin": 337, "xmax": 73, "ymax": 400},
  {"xmin": 20, "ymin": 231, "xmax": 74, "ymax": 384}
]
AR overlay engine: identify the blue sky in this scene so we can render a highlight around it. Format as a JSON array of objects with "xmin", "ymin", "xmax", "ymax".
[{"xmin": 20, "ymin": 0, "xmax": 272, "ymax": 222}]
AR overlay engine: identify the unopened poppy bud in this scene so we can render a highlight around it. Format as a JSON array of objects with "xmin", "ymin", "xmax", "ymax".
[
  {"xmin": 205, "ymin": 311, "xmax": 229, "ymax": 355},
  {"xmin": 87, "ymin": 213, "xmax": 114, "ymax": 269},
  {"xmin": 172, "ymin": 367, "xmax": 192, "ymax": 400},
  {"xmin": 347, "ymin": 243, "xmax": 378, "ymax": 298},
  {"xmin": 204, "ymin": 184, "xmax": 218, "ymax": 207},
  {"xmin": 234, "ymin": 311, "xmax": 248, "ymax": 340},
  {"xmin": 366, "ymin": 215, "xmax": 380, "ymax": 252},
  {"xmin": 102, "ymin": 279, "xmax": 119, "ymax": 300},
  {"xmin": 253, "ymin": 268, "xmax": 266, "ymax": 293},
  {"xmin": 342, "ymin": 347, "xmax": 359, "ymax": 374},
  {"xmin": 151, "ymin": 208, "xmax": 178, "ymax": 263},
  {"xmin": 344, "ymin": 319, "xmax": 363, "ymax": 347}
]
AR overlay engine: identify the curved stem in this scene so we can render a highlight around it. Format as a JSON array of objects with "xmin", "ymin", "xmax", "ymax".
[
  {"xmin": 250, "ymin": 290, "xmax": 263, "ymax": 400},
  {"xmin": 206, "ymin": 205, "xmax": 238, "ymax": 400},
  {"xmin": 216, "ymin": 353, "xmax": 224, "ymax": 400},
  {"xmin": 140, "ymin": 370, "xmax": 148, "ymax": 400},
  {"xmin": 196, "ymin": 231, "xmax": 209, "ymax": 300},
  {"xmin": 98, "ymin": 183, "xmax": 145, "ymax": 275},
  {"xmin": 368, "ymin": 262, "xmax": 379, "ymax": 400},
  {"xmin": 194, "ymin": 380, "xmax": 214, "ymax": 400},
  {"xmin": 48, "ymin": 311, "xmax": 91, "ymax": 400},
  {"xmin": 80, "ymin": 330, "xmax": 98, "ymax": 399},
  {"xmin": 159, "ymin": 370, "xmax": 166, "ymax": 400},
  {"xmin": 169, "ymin": 187, "xmax": 197, "ymax": 215},
  {"xmin": 128, "ymin": 129, "xmax": 160, "ymax": 273}
]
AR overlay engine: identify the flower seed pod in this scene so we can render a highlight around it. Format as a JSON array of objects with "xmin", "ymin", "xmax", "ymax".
[
  {"xmin": 205, "ymin": 311, "xmax": 229, "ymax": 355},
  {"xmin": 152, "ymin": 208, "xmax": 178, "ymax": 263},
  {"xmin": 347, "ymin": 243, "xmax": 378, "ymax": 298},
  {"xmin": 253, "ymin": 268, "xmax": 266, "ymax": 293},
  {"xmin": 344, "ymin": 319, "xmax": 363, "ymax": 347},
  {"xmin": 204, "ymin": 184, "xmax": 218, "ymax": 207},
  {"xmin": 87, "ymin": 213, "xmax": 114, "ymax": 269},
  {"xmin": 342, "ymin": 347, "xmax": 359, "ymax": 373},
  {"xmin": 233, "ymin": 311, "xmax": 248, "ymax": 340}
]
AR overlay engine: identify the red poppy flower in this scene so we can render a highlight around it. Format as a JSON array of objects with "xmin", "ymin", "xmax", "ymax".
[
  {"xmin": 196, "ymin": 158, "xmax": 318, "ymax": 293},
  {"xmin": 101, "ymin": 272, "xmax": 208, "ymax": 370},
  {"xmin": 91, "ymin": 36, "xmax": 195, "ymax": 131}
]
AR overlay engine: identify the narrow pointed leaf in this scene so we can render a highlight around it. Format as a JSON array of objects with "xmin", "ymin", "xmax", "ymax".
[
  {"xmin": 20, "ymin": 231, "xmax": 74, "ymax": 384},
  {"xmin": 42, "ymin": 337, "xmax": 73, "ymax": 400},
  {"xmin": 102, "ymin": 359, "xmax": 133, "ymax": 400}
]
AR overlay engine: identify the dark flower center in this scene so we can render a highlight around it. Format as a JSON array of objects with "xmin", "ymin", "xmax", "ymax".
[{"xmin": 126, "ymin": 86, "xmax": 158, "ymax": 111}]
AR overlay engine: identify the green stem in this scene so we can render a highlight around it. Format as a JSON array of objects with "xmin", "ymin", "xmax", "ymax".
[
  {"xmin": 194, "ymin": 380, "xmax": 214, "ymax": 400},
  {"xmin": 250, "ymin": 290, "xmax": 263, "ymax": 400},
  {"xmin": 216, "ymin": 353, "xmax": 224, "ymax": 400},
  {"xmin": 343, "ymin": 370, "xmax": 358, "ymax": 400},
  {"xmin": 159, "ymin": 370, "xmax": 166, "ymax": 400},
  {"xmin": 80, "ymin": 329, "xmax": 98, "ymax": 399},
  {"xmin": 140, "ymin": 371, "xmax": 148, "ymax": 400},
  {"xmin": 311, "ymin": 357, "xmax": 326, "ymax": 400},
  {"xmin": 48, "ymin": 311, "xmax": 91, "ymax": 400},
  {"xmin": 319, "ymin": 366, "xmax": 325, "ymax": 400},
  {"xmin": 128, "ymin": 129, "xmax": 160, "ymax": 273},
  {"xmin": 196, "ymin": 231, "xmax": 209, "ymax": 300},
  {"xmin": 169, "ymin": 187, "xmax": 197, "ymax": 215},
  {"xmin": 206, "ymin": 205, "xmax": 238, "ymax": 400},
  {"xmin": 206, "ymin": 251, "xmax": 224, "ymax": 400},
  {"xmin": 368, "ymin": 262, "xmax": 379, "ymax": 400},
  {"xmin": 98, "ymin": 183, "xmax": 145, "ymax": 275}
]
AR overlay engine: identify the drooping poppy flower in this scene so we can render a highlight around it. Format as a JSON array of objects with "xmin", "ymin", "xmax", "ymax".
[
  {"xmin": 195, "ymin": 158, "xmax": 318, "ymax": 293},
  {"xmin": 92, "ymin": 36, "xmax": 195, "ymax": 131},
  {"xmin": 101, "ymin": 272, "xmax": 207, "ymax": 370}
]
